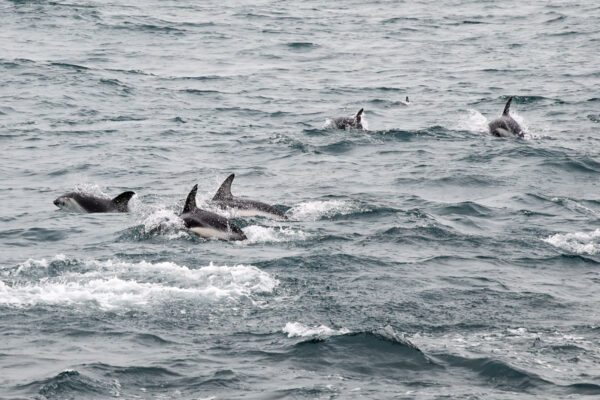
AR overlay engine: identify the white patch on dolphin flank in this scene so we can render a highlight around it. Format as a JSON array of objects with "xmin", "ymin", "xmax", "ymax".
[
  {"xmin": 189, "ymin": 226, "xmax": 236, "ymax": 240},
  {"xmin": 59, "ymin": 198, "xmax": 87, "ymax": 213}
]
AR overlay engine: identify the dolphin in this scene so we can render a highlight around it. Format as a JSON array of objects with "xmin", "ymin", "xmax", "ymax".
[
  {"xmin": 181, "ymin": 184, "xmax": 247, "ymax": 241},
  {"xmin": 331, "ymin": 108, "xmax": 364, "ymax": 130},
  {"xmin": 211, "ymin": 174, "xmax": 287, "ymax": 219},
  {"xmin": 488, "ymin": 97, "xmax": 524, "ymax": 138},
  {"xmin": 53, "ymin": 191, "xmax": 135, "ymax": 213}
]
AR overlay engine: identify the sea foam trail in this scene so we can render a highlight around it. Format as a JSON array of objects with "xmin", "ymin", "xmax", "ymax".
[
  {"xmin": 288, "ymin": 200, "xmax": 365, "ymax": 221},
  {"xmin": 0, "ymin": 257, "xmax": 278, "ymax": 309},
  {"xmin": 242, "ymin": 225, "xmax": 309, "ymax": 244},
  {"xmin": 543, "ymin": 229, "xmax": 600, "ymax": 255}
]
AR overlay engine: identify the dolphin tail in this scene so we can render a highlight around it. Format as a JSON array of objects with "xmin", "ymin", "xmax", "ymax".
[
  {"xmin": 213, "ymin": 174, "xmax": 235, "ymax": 200},
  {"xmin": 111, "ymin": 191, "xmax": 135, "ymax": 212},
  {"xmin": 183, "ymin": 184, "xmax": 198, "ymax": 213},
  {"xmin": 503, "ymin": 97, "xmax": 513, "ymax": 116}
]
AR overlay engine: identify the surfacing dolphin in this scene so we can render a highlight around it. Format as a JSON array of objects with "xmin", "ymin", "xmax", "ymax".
[
  {"xmin": 211, "ymin": 174, "xmax": 287, "ymax": 219},
  {"xmin": 54, "ymin": 191, "xmax": 135, "ymax": 213},
  {"xmin": 331, "ymin": 108, "xmax": 364, "ymax": 130},
  {"xmin": 488, "ymin": 97, "xmax": 524, "ymax": 138},
  {"xmin": 181, "ymin": 184, "xmax": 247, "ymax": 241}
]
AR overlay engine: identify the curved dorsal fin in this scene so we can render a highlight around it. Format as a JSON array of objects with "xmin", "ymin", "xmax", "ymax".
[
  {"xmin": 503, "ymin": 97, "xmax": 513, "ymax": 116},
  {"xmin": 111, "ymin": 191, "xmax": 135, "ymax": 212},
  {"xmin": 183, "ymin": 184, "xmax": 198, "ymax": 213},
  {"xmin": 212, "ymin": 174, "xmax": 234, "ymax": 200},
  {"xmin": 355, "ymin": 108, "xmax": 364, "ymax": 122}
]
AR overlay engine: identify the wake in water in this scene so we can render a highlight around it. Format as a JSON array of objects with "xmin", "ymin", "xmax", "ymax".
[{"xmin": 0, "ymin": 256, "xmax": 278, "ymax": 309}]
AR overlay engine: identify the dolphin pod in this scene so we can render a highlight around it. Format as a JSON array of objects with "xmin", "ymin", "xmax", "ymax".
[{"xmin": 54, "ymin": 96, "xmax": 528, "ymax": 240}]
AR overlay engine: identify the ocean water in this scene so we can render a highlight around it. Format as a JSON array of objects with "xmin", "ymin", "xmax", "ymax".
[{"xmin": 1, "ymin": 0, "xmax": 600, "ymax": 398}]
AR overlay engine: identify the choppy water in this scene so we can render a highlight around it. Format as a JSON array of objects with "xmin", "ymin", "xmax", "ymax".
[{"xmin": 2, "ymin": 0, "xmax": 600, "ymax": 398}]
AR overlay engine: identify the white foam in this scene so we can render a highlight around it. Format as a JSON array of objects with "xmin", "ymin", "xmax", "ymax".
[
  {"xmin": 456, "ymin": 109, "xmax": 489, "ymax": 133},
  {"xmin": 283, "ymin": 322, "xmax": 350, "ymax": 338},
  {"xmin": 138, "ymin": 207, "xmax": 188, "ymax": 239},
  {"xmin": 543, "ymin": 229, "xmax": 600, "ymax": 255},
  {"xmin": 0, "ymin": 259, "xmax": 278, "ymax": 310},
  {"xmin": 288, "ymin": 200, "xmax": 362, "ymax": 221},
  {"xmin": 242, "ymin": 225, "xmax": 308, "ymax": 244}
]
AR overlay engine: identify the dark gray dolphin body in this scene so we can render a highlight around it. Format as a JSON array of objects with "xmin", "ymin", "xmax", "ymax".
[
  {"xmin": 331, "ymin": 108, "xmax": 364, "ymax": 130},
  {"xmin": 53, "ymin": 191, "xmax": 135, "ymax": 213},
  {"xmin": 181, "ymin": 184, "xmax": 246, "ymax": 241},
  {"xmin": 211, "ymin": 174, "xmax": 287, "ymax": 219},
  {"xmin": 488, "ymin": 97, "xmax": 524, "ymax": 138}
]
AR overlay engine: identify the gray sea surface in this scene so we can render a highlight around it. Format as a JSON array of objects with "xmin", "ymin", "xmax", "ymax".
[{"xmin": 1, "ymin": 0, "xmax": 600, "ymax": 398}]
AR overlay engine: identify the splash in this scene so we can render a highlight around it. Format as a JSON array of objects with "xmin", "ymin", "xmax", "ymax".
[
  {"xmin": 283, "ymin": 322, "xmax": 350, "ymax": 339},
  {"xmin": 288, "ymin": 200, "xmax": 364, "ymax": 221},
  {"xmin": 543, "ymin": 229, "xmax": 600, "ymax": 255}
]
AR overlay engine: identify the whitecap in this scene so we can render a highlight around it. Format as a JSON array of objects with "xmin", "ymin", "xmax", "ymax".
[
  {"xmin": 543, "ymin": 229, "xmax": 600, "ymax": 255},
  {"xmin": 283, "ymin": 322, "xmax": 350, "ymax": 339}
]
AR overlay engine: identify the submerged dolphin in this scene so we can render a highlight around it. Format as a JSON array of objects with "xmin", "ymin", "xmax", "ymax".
[
  {"xmin": 488, "ymin": 97, "xmax": 524, "ymax": 138},
  {"xmin": 181, "ymin": 184, "xmax": 247, "ymax": 241},
  {"xmin": 331, "ymin": 108, "xmax": 364, "ymax": 130},
  {"xmin": 211, "ymin": 174, "xmax": 287, "ymax": 219},
  {"xmin": 53, "ymin": 191, "xmax": 135, "ymax": 213}
]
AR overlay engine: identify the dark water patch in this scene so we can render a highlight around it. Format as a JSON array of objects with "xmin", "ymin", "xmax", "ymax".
[
  {"xmin": 50, "ymin": 62, "xmax": 89, "ymax": 71},
  {"xmin": 368, "ymin": 126, "xmax": 465, "ymax": 141},
  {"xmin": 433, "ymin": 201, "xmax": 492, "ymax": 218},
  {"xmin": 131, "ymin": 332, "xmax": 174, "ymax": 346},
  {"xmin": 256, "ymin": 253, "xmax": 387, "ymax": 272},
  {"xmin": 541, "ymin": 156, "xmax": 600, "ymax": 174},
  {"xmin": 515, "ymin": 254, "xmax": 600, "ymax": 267},
  {"xmin": 21, "ymin": 227, "xmax": 67, "ymax": 242},
  {"xmin": 381, "ymin": 17, "xmax": 420, "ymax": 24},
  {"xmin": 107, "ymin": 115, "xmax": 145, "ymax": 122},
  {"xmin": 182, "ymin": 88, "xmax": 222, "ymax": 95},
  {"xmin": 588, "ymin": 114, "xmax": 600, "ymax": 123},
  {"xmin": 327, "ymin": 206, "xmax": 398, "ymax": 222},
  {"xmin": 275, "ymin": 330, "xmax": 438, "ymax": 377},
  {"xmin": 545, "ymin": 15, "xmax": 566, "ymax": 23},
  {"xmin": 105, "ymin": 22, "xmax": 185, "ymax": 34},
  {"xmin": 19, "ymin": 370, "xmax": 116, "ymax": 398},
  {"xmin": 566, "ymin": 383, "xmax": 600, "ymax": 395},
  {"xmin": 436, "ymin": 354, "xmax": 551, "ymax": 391}
]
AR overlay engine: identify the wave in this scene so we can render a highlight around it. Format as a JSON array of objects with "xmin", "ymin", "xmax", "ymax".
[{"xmin": 0, "ymin": 257, "xmax": 278, "ymax": 310}]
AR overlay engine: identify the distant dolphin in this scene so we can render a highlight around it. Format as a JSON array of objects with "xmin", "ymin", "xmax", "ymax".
[
  {"xmin": 331, "ymin": 108, "xmax": 364, "ymax": 130},
  {"xmin": 181, "ymin": 184, "xmax": 246, "ymax": 241},
  {"xmin": 54, "ymin": 191, "xmax": 135, "ymax": 213},
  {"xmin": 211, "ymin": 174, "xmax": 287, "ymax": 219},
  {"xmin": 488, "ymin": 97, "xmax": 524, "ymax": 138}
]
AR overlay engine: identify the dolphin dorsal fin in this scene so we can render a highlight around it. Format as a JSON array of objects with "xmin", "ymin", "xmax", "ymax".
[
  {"xmin": 212, "ymin": 174, "xmax": 234, "ymax": 200},
  {"xmin": 502, "ymin": 97, "xmax": 513, "ymax": 116},
  {"xmin": 183, "ymin": 184, "xmax": 198, "ymax": 213},
  {"xmin": 111, "ymin": 191, "xmax": 135, "ymax": 212},
  {"xmin": 355, "ymin": 108, "xmax": 364, "ymax": 122}
]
